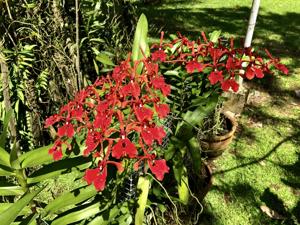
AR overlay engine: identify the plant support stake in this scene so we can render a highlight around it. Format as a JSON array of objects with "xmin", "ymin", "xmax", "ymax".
[
  {"xmin": 239, "ymin": 0, "xmax": 261, "ymax": 87},
  {"xmin": 244, "ymin": 0, "xmax": 261, "ymax": 48}
]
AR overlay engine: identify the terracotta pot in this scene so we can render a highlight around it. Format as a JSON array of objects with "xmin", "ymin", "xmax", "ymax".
[{"xmin": 200, "ymin": 111, "xmax": 237, "ymax": 159}]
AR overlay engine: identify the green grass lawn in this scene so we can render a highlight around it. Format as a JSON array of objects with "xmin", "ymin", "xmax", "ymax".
[{"xmin": 140, "ymin": 0, "xmax": 300, "ymax": 224}]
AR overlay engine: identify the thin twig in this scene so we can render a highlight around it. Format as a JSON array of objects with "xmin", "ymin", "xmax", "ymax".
[
  {"xmin": 75, "ymin": 0, "xmax": 82, "ymax": 90},
  {"xmin": 5, "ymin": 0, "xmax": 13, "ymax": 20}
]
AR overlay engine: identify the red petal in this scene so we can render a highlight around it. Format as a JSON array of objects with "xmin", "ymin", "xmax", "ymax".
[
  {"xmin": 186, "ymin": 61, "xmax": 203, "ymax": 74},
  {"xmin": 71, "ymin": 107, "xmax": 84, "ymax": 121},
  {"xmin": 276, "ymin": 63, "xmax": 289, "ymax": 75},
  {"xmin": 93, "ymin": 169, "xmax": 107, "ymax": 191},
  {"xmin": 152, "ymin": 50, "xmax": 167, "ymax": 62},
  {"xmin": 112, "ymin": 138, "xmax": 138, "ymax": 159},
  {"xmin": 152, "ymin": 126, "xmax": 166, "ymax": 145},
  {"xmin": 134, "ymin": 107, "xmax": 153, "ymax": 122},
  {"xmin": 221, "ymin": 80, "xmax": 231, "ymax": 91},
  {"xmin": 84, "ymin": 168, "xmax": 99, "ymax": 185},
  {"xmin": 254, "ymin": 67, "xmax": 264, "ymax": 78},
  {"xmin": 161, "ymin": 84, "xmax": 171, "ymax": 96},
  {"xmin": 155, "ymin": 104, "xmax": 170, "ymax": 118},
  {"xmin": 245, "ymin": 67, "xmax": 255, "ymax": 80},
  {"xmin": 66, "ymin": 123, "xmax": 75, "ymax": 138},
  {"xmin": 230, "ymin": 80, "xmax": 239, "ymax": 92},
  {"xmin": 149, "ymin": 159, "xmax": 169, "ymax": 181},
  {"xmin": 48, "ymin": 140, "xmax": 63, "ymax": 160},
  {"xmin": 141, "ymin": 128, "xmax": 154, "ymax": 145},
  {"xmin": 94, "ymin": 113, "xmax": 112, "ymax": 131},
  {"xmin": 52, "ymin": 149, "xmax": 63, "ymax": 161},
  {"xmin": 45, "ymin": 114, "xmax": 61, "ymax": 128},
  {"xmin": 57, "ymin": 123, "xmax": 74, "ymax": 138},
  {"xmin": 208, "ymin": 71, "xmax": 223, "ymax": 85}
]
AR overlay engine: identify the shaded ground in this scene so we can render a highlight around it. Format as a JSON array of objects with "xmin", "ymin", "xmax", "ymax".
[{"xmin": 140, "ymin": 0, "xmax": 300, "ymax": 224}]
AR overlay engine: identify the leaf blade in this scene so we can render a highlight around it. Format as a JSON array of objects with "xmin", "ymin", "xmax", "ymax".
[{"xmin": 0, "ymin": 186, "xmax": 44, "ymax": 225}]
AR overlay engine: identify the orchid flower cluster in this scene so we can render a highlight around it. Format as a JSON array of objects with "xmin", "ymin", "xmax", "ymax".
[
  {"xmin": 151, "ymin": 32, "xmax": 288, "ymax": 93},
  {"xmin": 45, "ymin": 55, "xmax": 171, "ymax": 191},
  {"xmin": 45, "ymin": 32, "xmax": 288, "ymax": 192}
]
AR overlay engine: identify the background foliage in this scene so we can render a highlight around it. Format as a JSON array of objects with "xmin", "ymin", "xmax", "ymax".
[{"xmin": 0, "ymin": 0, "xmax": 137, "ymax": 149}]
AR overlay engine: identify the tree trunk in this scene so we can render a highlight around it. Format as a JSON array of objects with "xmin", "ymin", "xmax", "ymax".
[{"xmin": 0, "ymin": 56, "xmax": 17, "ymax": 141}]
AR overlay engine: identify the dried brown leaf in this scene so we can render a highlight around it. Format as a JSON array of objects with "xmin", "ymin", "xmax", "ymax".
[{"xmin": 260, "ymin": 205, "xmax": 285, "ymax": 220}]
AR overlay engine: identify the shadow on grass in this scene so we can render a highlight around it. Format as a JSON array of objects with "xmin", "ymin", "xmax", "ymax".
[
  {"xmin": 214, "ymin": 129, "xmax": 300, "ymax": 175},
  {"xmin": 138, "ymin": 4, "xmax": 300, "ymax": 69},
  {"xmin": 206, "ymin": 181, "xmax": 289, "ymax": 224},
  {"xmin": 260, "ymin": 187, "xmax": 299, "ymax": 224},
  {"xmin": 245, "ymin": 76, "xmax": 300, "ymax": 107}
]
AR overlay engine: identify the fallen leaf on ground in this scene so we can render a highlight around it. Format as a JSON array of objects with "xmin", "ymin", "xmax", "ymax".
[
  {"xmin": 258, "ymin": 160, "xmax": 266, "ymax": 166},
  {"xmin": 260, "ymin": 205, "xmax": 285, "ymax": 220}
]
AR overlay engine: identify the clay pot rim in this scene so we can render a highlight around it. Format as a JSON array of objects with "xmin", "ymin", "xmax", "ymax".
[{"xmin": 200, "ymin": 111, "xmax": 237, "ymax": 142}]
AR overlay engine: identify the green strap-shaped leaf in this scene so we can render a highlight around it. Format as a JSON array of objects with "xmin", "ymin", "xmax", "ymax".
[
  {"xmin": 19, "ymin": 144, "xmax": 54, "ymax": 168},
  {"xmin": 135, "ymin": 176, "xmax": 150, "ymax": 225},
  {"xmin": 0, "ymin": 146, "xmax": 10, "ymax": 167},
  {"xmin": 44, "ymin": 185, "xmax": 97, "ymax": 214},
  {"xmin": 0, "ymin": 109, "xmax": 13, "ymax": 148},
  {"xmin": 177, "ymin": 166, "xmax": 189, "ymax": 205},
  {"xmin": 0, "ymin": 186, "xmax": 24, "ymax": 196},
  {"xmin": 27, "ymin": 156, "xmax": 91, "ymax": 184},
  {"xmin": 51, "ymin": 202, "xmax": 107, "ymax": 225},
  {"xmin": 0, "ymin": 203, "xmax": 31, "ymax": 215},
  {"xmin": 0, "ymin": 168, "xmax": 14, "ymax": 176},
  {"xmin": 95, "ymin": 53, "xmax": 115, "ymax": 66},
  {"xmin": 187, "ymin": 137, "xmax": 202, "ymax": 174},
  {"xmin": 10, "ymin": 141, "xmax": 21, "ymax": 169},
  {"xmin": 19, "ymin": 213, "xmax": 38, "ymax": 225},
  {"xmin": 0, "ymin": 186, "xmax": 44, "ymax": 225},
  {"xmin": 209, "ymin": 30, "xmax": 222, "ymax": 43},
  {"xmin": 87, "ymin": 204, "xmax": 122, "ymax": 225},
  {"xmin": 131, "ymin": 14, "xmax": 149, "ymax": 74}
]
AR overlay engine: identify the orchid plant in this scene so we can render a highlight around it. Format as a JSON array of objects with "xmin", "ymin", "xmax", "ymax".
[
  {"xmin": 45, "ymin": 54, "xmax": 171, "ymax": 192},
  {"xmin": 150, "ymin": 31, "xmax": 288, "ymax": 137}
]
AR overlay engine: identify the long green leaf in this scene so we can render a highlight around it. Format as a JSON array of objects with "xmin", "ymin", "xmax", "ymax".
[
  {"xmin": 95, "ymin": 53, "xmax": 115, "ymax": 66},
  {"xmin": 131, "ymin": 14, "xmax": 149, "ymax": 73},
  {"xmin": 0, "ymin": 186, "xmax": 24, "ymax": 196},
  {"xmin": 87, "ymin": 204, "xmax": 122, "ymax": 225},
  {"xmin": 187, "ymin": 137, "xmax": 202, "ymax": 173},
  {"xmin": 19, "ymin": 213, "xmax": 38, "ymax": 225},
  {"xmin": 27, "ymin": 156, "xmax": 91, "ymax": 184},
  {"xmin": 0, "ymin": 203, "xmax": 31, "ymax": 215},
  {"xmin": 10, "ymin": 141, "xmax": 21, "ymax": 169},
  {"xmin": 177, "ymin": 166, "xmax": 189, "ymax": 205},
  {"xmin": 51, "ymin": 202, "xmax": 107, "ymax": 225},
  {"xmin": 135, "ymin": 176, "xmax": 150, "ymax": 225},
  {"xmin": 0, "ymin": 109, "xmax": 13, "ymax": 148},
  {"xmin": 44, "ymin": 185, "xmax": 97, "ymax": 214},
  {"xmin": 0, "ymin": 146, "xmax": 10, "ymax": 167},
  {"xmin": 0, "ymin": 186, "xmax": 44, "ymax": 225},
  {"xmin": 0, "ymin": 168, "xmax": 14, "ymax": 176},
  {"xmin": 19, "ymin": 144, "xmax": 54, "ymax": 168}
]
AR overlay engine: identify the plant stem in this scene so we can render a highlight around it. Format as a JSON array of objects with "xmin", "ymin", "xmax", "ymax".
[{"xmin": 5, "ymin": 0, "xmax": 13, "ymax": 20}]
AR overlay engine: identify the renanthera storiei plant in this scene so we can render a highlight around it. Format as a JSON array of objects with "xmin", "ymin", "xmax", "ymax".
[{"xmin": 45, "ymin": 55, "xmax": 171, "ymax": 191}]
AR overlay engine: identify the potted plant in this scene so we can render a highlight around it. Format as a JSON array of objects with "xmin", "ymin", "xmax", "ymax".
[
  {"xmin": 43, "ymin": 16, "xmax": 289, "ymax": 223},
  {"xmin": 151, "ymin": 31, "xmax": 288, "ymax": 160}
]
